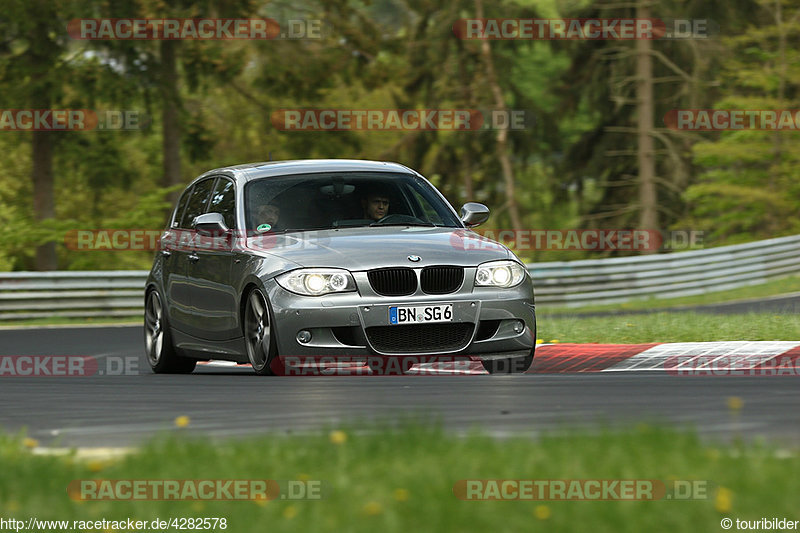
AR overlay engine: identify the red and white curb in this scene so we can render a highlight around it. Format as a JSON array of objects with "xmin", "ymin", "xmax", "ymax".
[
  {"xmin": 197, "ymin": 341, "xmax": 800, "ymax": 375},
  {"xmin": 532, "ymin": 341, "xmax": 800, "ymax": 373}
]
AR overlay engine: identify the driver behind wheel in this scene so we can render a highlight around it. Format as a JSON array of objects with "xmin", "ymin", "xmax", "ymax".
[{"xmin": 362, "ymin": 188, "xmax": 390, "ymax": 221}]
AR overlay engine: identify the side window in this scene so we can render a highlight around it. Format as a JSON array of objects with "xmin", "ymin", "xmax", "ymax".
[
  {"xmin": 208, "ymin": 178, "xmax": 236, "ymax": 229},
  {"xmin": 179, "ymin": 178, "xmax": 215, "ymax": 229},
  {"xmin": 172, "ymin": 187, "xmax": 192, "ymax": 228}
]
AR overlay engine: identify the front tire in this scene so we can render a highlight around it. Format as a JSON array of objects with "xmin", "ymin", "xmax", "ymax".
[
  {"xmin": 481, "ymin": 349, "xmax": 534, "ymax": 374},
  {"xmin": 144, "ymin": 290, "xmax": 197, "ymax": 374},
  {"xmin": 482, "ymin": 315, "xmax": 536, "ymax": 374},
  {"xmin": 244, "ymin": 288, "xmax": 283, "ymax": 375}
]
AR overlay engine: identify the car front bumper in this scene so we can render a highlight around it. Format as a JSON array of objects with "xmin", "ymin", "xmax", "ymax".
[{"xmin": 266, "ymin": 275, "xmax": 536, "ymax": 361}]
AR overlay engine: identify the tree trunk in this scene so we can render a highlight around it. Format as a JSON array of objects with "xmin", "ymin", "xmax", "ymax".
[
  {"xmin": 772, "ymin": 0, "xmax": 785, "ymax": 189},
  {"xmin": 456, "ymin": 36, "xmax": 474, "ymax": 203},
  {"xmin": 32, "ymin": 129, "xmax": 57, "ymax": 270},
  {"xmin": 463, "ymin": 150, "xmax": 474, "ymax": 202},
  {"xmin": 476, "ymin": 0, "xmax": 522, "ymax": 231},
  {"xmin": 160, "ymin": 39, "xmax": 182, "ymax": 203},
  {"xmin": 25, "ymin": 0, "xmax": 58, "ymax": 271},
  {"xmin": 636, "ymin": 0, "xmax": 658, "ymax": 243}
]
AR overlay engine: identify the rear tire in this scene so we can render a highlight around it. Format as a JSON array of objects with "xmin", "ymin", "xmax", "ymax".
[
  {"xmin": 244, "ymin": 288, "xmax": 283, "ymax": 376},
  {"xmin": 144, "ymin": 290, "xmax": 197, "ymax": 374}
]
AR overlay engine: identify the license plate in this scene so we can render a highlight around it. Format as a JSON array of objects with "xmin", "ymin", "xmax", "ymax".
[{"xmin": 389, "ymin": 304, "xmax": 453, "ymax": 324}]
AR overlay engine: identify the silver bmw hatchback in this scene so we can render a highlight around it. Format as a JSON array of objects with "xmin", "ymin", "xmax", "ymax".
[{"xmin": 144, "ymin": 159, "xmax": 536, "ymax": 375}]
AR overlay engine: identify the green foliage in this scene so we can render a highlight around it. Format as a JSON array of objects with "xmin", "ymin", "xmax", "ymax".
[
  {"xmin": 0, "ymin": 0, "xmax": 795, "ymax": 270},
  {"xmin": 680, "ymin": 1, "xmax": 800, "ymax": 242}
]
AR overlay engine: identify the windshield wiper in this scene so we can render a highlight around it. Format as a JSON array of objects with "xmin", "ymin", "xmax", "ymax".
[
  {"xmin": 369, "ymin": 221, "xmax": 437, "ymax": 227},
  {"xmin": 270, "ymin": 226, "xmax": 332, "ymax": 234}
]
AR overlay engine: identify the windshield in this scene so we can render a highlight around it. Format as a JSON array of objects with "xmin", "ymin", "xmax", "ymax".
[{"xmin": 244, "ymin": 172, "xmax": 462, "ymax": 233}]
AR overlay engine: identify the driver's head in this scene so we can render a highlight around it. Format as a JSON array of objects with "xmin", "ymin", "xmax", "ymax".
[
  {"xmin": 361, "ymin": 186, "xmax": 390, "ymax": 220},
  {"xmin": 256, "ymin": 204, "xmax": 280, "ymax": 226}
]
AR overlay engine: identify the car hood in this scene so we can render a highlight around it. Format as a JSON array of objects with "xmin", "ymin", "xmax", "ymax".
[{"xmin": 246, "ymin": 227, "xmax": 511, "ymax": 270}]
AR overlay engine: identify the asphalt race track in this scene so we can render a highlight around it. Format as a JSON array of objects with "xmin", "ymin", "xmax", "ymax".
[{"xmin": 0, "ymin": 325, "xmax": 798, "ymax": 448}]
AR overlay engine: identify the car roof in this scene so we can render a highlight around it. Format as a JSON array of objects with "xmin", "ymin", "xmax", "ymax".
[{"xmin": 194, "ymin": 159, "xmax": 419, "ymax": 184}]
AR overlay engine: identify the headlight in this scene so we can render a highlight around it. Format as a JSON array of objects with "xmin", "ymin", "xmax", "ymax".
[
  {"xmin": 475, "ymin": 260, "xmax": 526, "ymax": 288},
  {"xmin": 276, "ymin": 269, "xmax": 357, "ymax": 296}
]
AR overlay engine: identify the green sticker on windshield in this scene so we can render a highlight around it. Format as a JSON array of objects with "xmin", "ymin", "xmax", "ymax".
[{"xmin": 256, "ymin": 224, "xmax": 272, "ymax": 233}]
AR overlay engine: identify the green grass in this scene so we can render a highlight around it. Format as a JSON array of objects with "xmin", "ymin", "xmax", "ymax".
[
  {"xmin": 537, "ymin": 312, "xmax": 800, "ymax": 343},
  {"xmin": 0, "ymin": 423, "xmax": 797, "ymax": 533},
  {"xmin": 542, "ymin": 275, "xmax": 800, "ymax": 314}
]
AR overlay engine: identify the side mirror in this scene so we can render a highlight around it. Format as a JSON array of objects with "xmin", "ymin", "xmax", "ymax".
[
  {"xmin": 460, "ymin": 202, "xmax": 490, "ymax": 227},
  {"xmin": 193, "ymin": 212, "xmax": 229, "ymax": 236}
]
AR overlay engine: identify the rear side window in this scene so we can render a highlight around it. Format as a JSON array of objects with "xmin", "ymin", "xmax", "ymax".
[
  {"xmin": 179, "ymin": 178, "xmax": 215, "ymax": 229},
  {"xmin": 208, "ymin": 178, "xmax": 236, "ymax": 229}
]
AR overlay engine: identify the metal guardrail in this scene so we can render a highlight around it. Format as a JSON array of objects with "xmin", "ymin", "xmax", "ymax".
[
  {"xmin": 0, "ymin": 271, "xmax": 149, "ymax": 320},
  {"xmin": 529, "ymin": 234, "xmax": 800, "ymax": 307},
  {"xmin": 1, "ymin": 234, "xmax": 799, "ymax": 319}
]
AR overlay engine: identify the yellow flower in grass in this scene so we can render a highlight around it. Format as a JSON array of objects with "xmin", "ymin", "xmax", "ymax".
[
  {"xmin": 534, "ymin": 505, "xmax": 551, "ymax": 520},
  {"xmin": 715, "ymin": 487, "xmax": 733, "ymax": 513},
  {"xmin": 174, "ymin": 415, "xmax": 190, "ymax": 428},
  {"xmin": 23, "ymin": 437, "xmax": 39, "ymax": 449},
  {"xmin": 363, "ymin": 501, "xmax": 383, "ymax": 516},
  {"xmin": 283, "ymin": 506, "xmax": 298, "ymax": 519},
  {"xmin": 329, "ymin": 430, "xmax": 347, "ymax": 445},
  {"xmin": 548, "ymin": 339, "xmax": 560, "ymax": 344},
  {"xmin": 393, "ymin": 488, "xmax": 409, "ymax": 502},
  {"xmin": 87, "ymin": 460, "xmax": 106, "ymax": 473}
]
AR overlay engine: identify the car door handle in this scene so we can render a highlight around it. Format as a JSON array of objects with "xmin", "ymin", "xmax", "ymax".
[{"xmin": 188, "ymin": 253, "xmax": 200, "ymax": 263}]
